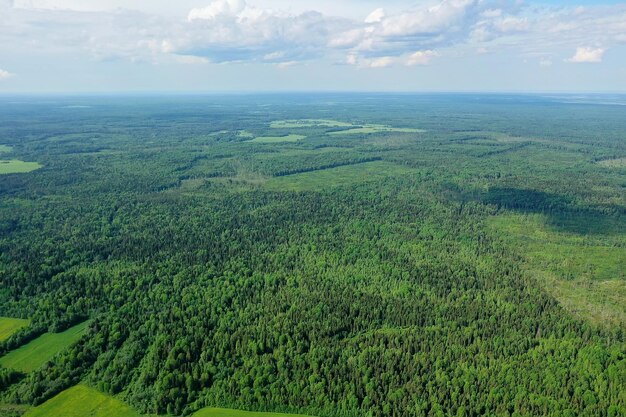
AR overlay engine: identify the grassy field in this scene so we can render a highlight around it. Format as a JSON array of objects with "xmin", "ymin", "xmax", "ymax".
[
  {"xmin": 237, "ymin": 130, "xmax": 255, "ymax": 138},
  {"xmin": 270, "ymin": 119, "xmax": 352, "ymax": 128},
  {"xmin": 0, "ymin": 159, "xmax": 42, "ymax": 174},
  {"xmin": 0, "ymin": 144, "xmax": 12, "ymax": 153},
  {"xmin": 597, "ymin": 157, "xmax": 626, "ymax": 168},
  {"xmin": 249, "ymin": 134, "xmax": 306, "ymax": 143},
  {"xmin": 23, "ymin": 385, "xmax": 140, "ymax": 417},
  {"xmin": 0, "ymin": 321, "xmax": 89, "ymax": 372},
  {"xmin": 0, "ymin": 317, "xmax": 30, "ymax": 341},
  {"xmin": 264, "ymin": 160, "xmax": 415, "ymax": 191},
  {"xmin": 487, "ymin": 213, "xmax": 626, "ymax": 327},
  {"xmin": 193, "ymin": 408, "xmax": 314, "ymax": 417},
  {"xmin": 21, "ymin": 385, "xmax": 314, "ymax": 417},
  {"xmin": 328, "ymin": 124, "xmax": 424, "ymax": 135}
]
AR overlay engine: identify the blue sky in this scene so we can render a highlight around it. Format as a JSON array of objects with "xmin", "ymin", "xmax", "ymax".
[{"xmin": 0, "ymin": 0, "xmax": 625, "ymax": 93}]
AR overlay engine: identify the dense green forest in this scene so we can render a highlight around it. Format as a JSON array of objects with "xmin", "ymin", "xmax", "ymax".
[{"xmin": 0, "ymin": 94, "xmax": 624, "ymax": 417}]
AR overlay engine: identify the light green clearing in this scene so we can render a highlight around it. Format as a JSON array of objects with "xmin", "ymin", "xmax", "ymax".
[
  {"xmin": 487, "ymin": 213, "xmax": 626, "ymax": 327},
  {"xmin": 0, "ymin": 317, "xmax": 30, "ymax": 341},
  {"xmin": 328, "ymin": 124, "xmax": 424, "ymax": 135},
  {"xmin": 0, "ymin": 145, "xmax": 12, "ymax": 154},
  {"xmin": 238, "ymin": 131, "xmax": 255, "ymax": 138},
  {"xmin": 250, "ymin": 134, "xmax": 306, "ymax": 144},
  {"xmin": 270, "ymin": 119, "xmax": 353, "ymax": 128},
  {"xmin": 0, "ymin": 160, "xmax": 42, "ymax": 174},
  {"xmin": 597, "ymin": 157, "xmax": 626, "ymax": 168},
  {"xmin": 0, "ymin": 321, "xmax": 89, "ymax": 372},
  {"xmin": 21, "ymin": 384, "xmax": 314, "ymax": 417},
  {"xmin": 209, "ymin": 130, "xmax": 230, "ymax": 136},
  {"xmin": 265, "ymin": 161, "xmax": 415, "ymax": 192},
  {"xmin": 23, "ymin": 385, "xmax": 140, "ymax": 417}
]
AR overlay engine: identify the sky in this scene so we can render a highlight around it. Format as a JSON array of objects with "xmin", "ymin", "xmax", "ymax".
[{"xmin": 0, "ymin": 0, "xmax": 625, "ymax": 93}]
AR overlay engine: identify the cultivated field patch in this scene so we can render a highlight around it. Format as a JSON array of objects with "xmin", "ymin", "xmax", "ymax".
[
  {"xmin": 0, "ymin": 317, "xmax": 30, "ymax": 341},
  {"xmin": 270, "ymin": 119, "xmax": 352, "ymax": 128},
  {"xmin": 0, "ymin": 321, "xmax": 89, "ymax": 372},
  {"xmin": 0, "ymin": 159, "xmax": 42, "ymax": 174},
  {"xmin": 328, "ymin": 124, "xmax": 424, "ymax": 135},
  {"xmin": 597, "ymin": 157, "xmax": 626, "ymax": 168},
  {"xmin": 238, "ymin": 131, "xmax": 255, "ymax": 138},
  {"xmin": 23, "ymin": 385, "xmax": 140, "ymax": 417}
]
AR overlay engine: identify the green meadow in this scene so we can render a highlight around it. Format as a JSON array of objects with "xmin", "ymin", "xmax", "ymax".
[
  {"xmin": 22, "ymin": 384, "xmax": 315, "ymax": 417},
  {"xmin": 488, "ymin": 213, "xmax": 626, "ymax": 327},
  {"xmin": 249, "ymin": 134, "xmax": 306, "ymax": 143},
  {"xmin": 237, "ymin": 130, "xmax": 255, "ymax": 138},
  {"xmin": 328, "ymin": 124, "xmax": 424, "ymax": 135},
  {"xmin": 0, "ymin": 321, "xmax": 89, "ymax": 372},
  {"xmin": 269, "ymin": 119, "xmax": 352, "ymax": 128},
  {"xmin": 0, "ymin": 159, "xmax": 42, "ymax": 174},
  {"xmin": 264, "ymin": 160, "xmax": 415, "ymax": 191},
  {"xmin": 0, "ymin": 317, "xmax": 30, "ymax": 341},
  {"xmin": 0, "ymin": 144, "xmax": 13, "ymax": 153},
  {"xmin": 597, "ymin": 157, "xmax": 626, "ymax": 168},
  {"xmin": 23, "ymin": 385, "xmax": 140, "ymax": 417}
]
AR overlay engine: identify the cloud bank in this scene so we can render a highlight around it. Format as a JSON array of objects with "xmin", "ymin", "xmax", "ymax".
[{"xmin": 0, "ymin": 0, "xmax": 625, "ymax": 71}]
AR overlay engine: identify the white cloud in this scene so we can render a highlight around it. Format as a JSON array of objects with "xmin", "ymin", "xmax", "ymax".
[
  {"xmin": 187, "ymin": 0, "xmax": 245, "ymax": 21},
  {"xmin": 175, "ymin": 54, "xmax": 210, "ymax": 64},
  {"xmin": 566, "ymin": 47, "xmax": 606, "ymax": 63},
  {"xmin": 406, "ymin": 50, "xmax": 439, "ymax": 66},
  {"xmin": 345, "ymin": 53, "xmax": 358, "ymax": 66},
  {"xmin": 276, "ymin": 60, "xmax": 298, "ymax": 69},
  {"xmin": 493, "ymin": 16, "xmax": 528, "ymax": 33},
  {"xmin": 0, "ymin": 69, "xmax": 14, "ymax": 80},
  {"xmin": 481, "ymin": 9, "xmax": 502, "ymax": 18},
  {"xmin": 368, "ymin": 56, "xmax": 394, "ymax": 68},
  {"xmin": 364, "ymin": 8, "xmax": 385, "ymax": 24},
  {"xmin": 378, "ymin": 0, "xmax": 477, "ymax": 38},
  {"xmin": 0, "ymin": 0, "xmax": 625, "ymax": 73}
]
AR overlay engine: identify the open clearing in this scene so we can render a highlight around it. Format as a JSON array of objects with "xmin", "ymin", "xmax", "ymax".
[
  {"xmin": 238, "ymin": 130, "xmax": 255, "ymax": 138},
  {"xmin": 487, "ymin": 213, "xmax": 626, "ymax": 327},
  {"xmin": 0, "ymin": 145, "xmax": 12, "ymax": 153},
  {"xmin": 265, "ymin": 160, "xmax": 415, "ymax": 191},
  {"xmin": 249, "ymin": 134, "xmax": 306, "ymax": 143},
  {"xmin": 22, "ymin": 384, "xmax": 314, "ymax": 417},
  {"xmin": 328, "ymin": 124, "xmax": 424, "ymax": 135},
  {"xmin": 0, "ymin": 321, "xmax": 89, "ymax": 372},
  {"xmin": 23, "ymin": 385, "xmax": 139, "ymax": 417},
  {"xmin": 270, "ymin": 119, "xmax": 352, "ymax": 128},
  {"xmin": 0, "ymin": 159, "xmax": 42, "ymax": 174},
  {"xmin": 597, "ymin": 157, "xmax": 626, "ymax": 168},
  {"xmin": 0, "ymin": 317, "xmax": 30, "ymax": 341}
]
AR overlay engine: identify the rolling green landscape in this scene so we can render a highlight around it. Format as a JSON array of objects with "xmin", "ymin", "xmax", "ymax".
[{"xmin": 0, "ymin": 94, "xmax": 624, "ymax": 417}]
